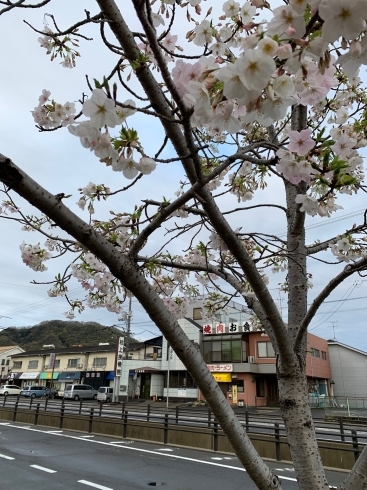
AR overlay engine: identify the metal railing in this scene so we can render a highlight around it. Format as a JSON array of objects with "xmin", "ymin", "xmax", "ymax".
[{"xmin": 0, "ymin": 395, "xmax": 366, "ymax": 464}]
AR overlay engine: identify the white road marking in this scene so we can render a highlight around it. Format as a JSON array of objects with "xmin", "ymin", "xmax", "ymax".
[
  {"xmin": 109, "ymin": 441, "xmax": 133, "ymax": 445},
  {"xmin": 211, "ymin": 457, "xmax": 223, "ymax": 460},
  {"xmin": 0, "ymin": 453, "xmax": 15, "ymax": 460},
  {"xmin": 30, "ymin": 464, "xmax": 57, "ymax": 473},
  {"xmin": 0, "ymin": 422, "xmax": 340, "ymax": 486},
  {"xmin": 156, "ymin": 448, "xmax": 173, "ymax": 451},
  {"xmin": 0, "ymin": 422, "xmax": 10, "ymax": 425},
  {"xmin": 78, "ymin": 480, "xmax": 113, "ymax": 490},
  {"xmin": 46, "ymin": 430, "xmax": 63, "ymax": 433},
  {"xmin": 79, "ymin": 435, "xmax": 94, "ymax": 438}
]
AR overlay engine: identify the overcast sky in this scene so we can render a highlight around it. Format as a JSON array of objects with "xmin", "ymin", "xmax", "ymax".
[{"xmin": 0, "ymin": 1, "xmax": 366, "ymax": 351}]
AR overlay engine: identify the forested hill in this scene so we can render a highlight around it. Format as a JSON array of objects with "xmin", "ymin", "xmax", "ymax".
[{"xmin": 0, "ymin": 320, "xmax": 131, "ymax": 351}]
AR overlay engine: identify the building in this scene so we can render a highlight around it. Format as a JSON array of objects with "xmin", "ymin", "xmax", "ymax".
[
  {"xmin": 121, "ymin": 319, "xmax": 200, "ymax": 401},
  {"xmin": 10, "ymin": 344, "xmax": 117, "ymax": 392},
  {"xmin": 119, "ymin": 297, "xmax": 332, "ymax": 406},
  {"xmin": 0, "ymin": 345, "xmax": 24, "ymax": 384},
  {"xmin": 327, "ymin": 340, "xmax": 367, "ymax": 398}
]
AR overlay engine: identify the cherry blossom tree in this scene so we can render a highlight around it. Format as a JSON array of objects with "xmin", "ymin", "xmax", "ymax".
[{"xmin": 1, "ymin": 0, "xmax": 367, "ymax": 489}]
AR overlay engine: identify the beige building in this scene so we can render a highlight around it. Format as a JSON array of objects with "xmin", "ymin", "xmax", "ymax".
[
  {"xmin": 10, "ymin": 344, "xmax": 117, "ymax": 391},
  {"xmin": 0, "ymin": 345, "xmax": 24, "ymax": 384}
]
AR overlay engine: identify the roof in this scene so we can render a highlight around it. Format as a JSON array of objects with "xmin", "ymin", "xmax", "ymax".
[
  {"xmin": 11, "ymin": 344, "xmax": 116, "ymax": 358},
  {"xmin": 0, "ymin": 345, "xmax": 23, "ymax": 354},
  {"xmin": 327, "ymin": 340, "xmax": 367, "ymax": 357}
]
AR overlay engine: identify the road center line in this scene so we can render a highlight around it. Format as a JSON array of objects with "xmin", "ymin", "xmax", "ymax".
[
  {"xmin": 30, "ymin": 464, "xmax": 57, "ymax": 473},
  {"xmin": 78, "ymin": 480, "xmax": 113, "ymax": 490},
  {"xmin": 0, "ymin": 453, "xmax": 15, "ymax": 460}
]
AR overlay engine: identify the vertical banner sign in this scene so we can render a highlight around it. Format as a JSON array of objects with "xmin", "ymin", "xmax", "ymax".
[
  {"xmin": 115, "ymin": 336, "xmax": 124, "ymax": 377},
  {"xmin": 232, "ymin": 385, "xmax": 238, "ymax": 404},
  {"xmin": 49, "ymin": 353, "xmax": 56, "ymax": 369}
]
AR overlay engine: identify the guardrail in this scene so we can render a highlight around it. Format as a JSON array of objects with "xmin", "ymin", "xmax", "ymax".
[{"xmin": 0, "ymin": 396, "xmax": 366, "ymax": 470}]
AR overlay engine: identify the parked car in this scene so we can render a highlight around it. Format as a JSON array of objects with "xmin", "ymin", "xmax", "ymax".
[
  {"xmin": 97, "ymin": 386, "xmax": 114, "ymax": 403},
  {"xmin": 20, "ymin": 385, "xmax": 52, "ymax": 399},
  {"xmin": 63, "ymin": 384, "xmax": 98, "ymax": 401},
  {"xmin": 0, "ymin": 384, "xmax": 22, "ymax": 396}
]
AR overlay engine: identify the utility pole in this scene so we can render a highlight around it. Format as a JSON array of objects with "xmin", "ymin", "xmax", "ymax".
[{"xmin": 125, "ymin": 295, "xmax": 132, "ymax": 401}]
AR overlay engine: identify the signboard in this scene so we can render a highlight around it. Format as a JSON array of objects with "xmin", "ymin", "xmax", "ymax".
[
  {"xmin": 203, "ymin": 322, "xmax": 251, "ymax": 335},
  {"xmin": 49, "ymin": 353, "xmax": 56, "ymax": 369},
  {"xmin": 212, "ymin": 373, "xmax": 232, "ymax": 382},
  {"xmin": 232, "ymin": 384, "xmax": 238, "ymax": 404},
  {"xmin": 115, "ymin": 336, "xmax": 124, "ymax": 378},
  {"xmin": 207, "ymin": 364, "xmax": 233, "ymax": 372},
  {"xmin": 177, "ymin": 388, "xmax": 186, "ymax": 397}
]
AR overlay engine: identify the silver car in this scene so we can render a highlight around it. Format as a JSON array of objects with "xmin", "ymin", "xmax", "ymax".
[{"xmin": 63, "ymin": 384, "xmax": 98, "ymax": 401}]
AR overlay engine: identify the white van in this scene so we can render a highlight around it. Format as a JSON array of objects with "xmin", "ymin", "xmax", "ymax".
[
  {"xmin": 63, "ymin": 384, "xmax": 98, "ymax": 401},
  {"xmin": 97, "ymin": 386, "xmax": 114, "ymax": 403}
]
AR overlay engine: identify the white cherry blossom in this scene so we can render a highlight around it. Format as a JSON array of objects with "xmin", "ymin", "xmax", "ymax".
[
  {"xmin": 318, "ymin": 0, "xmax": 367, "ymax": 43},
  {"xmin": 82, "ymin": 89, "xmax": 118, "ymax": 128}
]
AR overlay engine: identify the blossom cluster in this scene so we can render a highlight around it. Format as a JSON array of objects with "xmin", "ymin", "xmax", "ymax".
[
  {"xmin": 32, "ymin": 90, "xmax": 75, "ymax": 128},
  {"xmin": 38, "ymin": 26, "xmax": 80, "ymax": 69}
]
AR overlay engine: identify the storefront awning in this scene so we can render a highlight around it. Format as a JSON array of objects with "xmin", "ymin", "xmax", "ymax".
[
  {"xmin": 130, "ymin": 367, "xmax": 163, "ymax": 374},
  {"xmin": 40, "ymin": 372, "xmax": 59, "ymax": 380},
  {"xmin": 106, "ymin": 371, "xmax": 114, "ymax": 380},
  {"xmin": 58, "ymin": 371, "xmax": 81, "ymax": 381},
  {"xmin": 19, "ymin": 372, "xmax": 40, "ymax": 380}
]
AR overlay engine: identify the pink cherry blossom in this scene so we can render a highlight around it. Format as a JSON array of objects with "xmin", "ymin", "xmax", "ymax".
[{"xmin": 288, "ymin": 129, "xmax": 315, "ymax": 156}]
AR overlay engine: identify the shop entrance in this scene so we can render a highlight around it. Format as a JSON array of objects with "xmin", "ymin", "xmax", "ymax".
[{"xmin": 140, "ymin": 373, "xmax": 151, "ymax": 399}]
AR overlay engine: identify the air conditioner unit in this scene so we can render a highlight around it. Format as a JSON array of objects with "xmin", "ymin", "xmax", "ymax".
[
  {"xmin": 77, "ymin": 364, "xmax": 83, "ymax": 368},
  {"xmin": 248, "ymin": 356, "xmax": 255, "ymax": 363},
  {"xmin": 44, "ymin": 364, "xmax": 49, "ymax": 369}
]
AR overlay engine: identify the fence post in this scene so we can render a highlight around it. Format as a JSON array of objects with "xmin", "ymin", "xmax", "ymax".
[
  {"xmin": 99, "ymin": 401, "xmax": 103, "ymax": 417},
  {"xmin": 59, "ymin": 402, "xmax": 65, "ymax": 429},
  {"xmin": 35, "ymin": 403, "xmax": 40, "ymax": 426},
  {"xmin": 245, "ymin": 409, "xmax": 249, "ymax": 433},
  {"xmin": 164, "ymin": 413, "xmax": 169, "ymax": 445},
  {"xmin": 79, "ymin": 399, "xmax": 82, "ymax": 415},
  {"xmin": 44, "ymin": 396, "xmax": 48, "ymax": 411},
  {"xmin": 123, "ymin": 410, "xmax": 128, "ymax": 439},
  {"xmin": 122, "ymin": 402, "xmax": 125, "ymax": 417},
  {"xmin": 13, "ymin": 398, "xmax": 18, "ymax": 422},
  {"xmin": 175, "ymin": 406, "xmax": 179, "ymax": 425},
  {"xmin": 274, "ymin": 423, "xmax": 281, "ymax": 461},
  {"xmin": 89, "ymin": 407, "xmax": 94, "ymax": 433},
  {"xmin": 147, "ymin": 404, "xmax": 151, "ymax": 422},
  {"xmin": 339, "ymin": 417, "xmax": 345, "ymax": 443},
  {"xmin": 3, "ymin": 394, "xmax": 6, "ymax": 407},
  {"xmin": 213, "ymin": 420, "xmax": 219, "ymax": 452},
  {"xmin": 29, "ymin": 396, "xmax": 33, "ymax": 409},
  {"xmin": 351, "ymin": 429, "xmax": 360, "ymax": 462},
  {"xmin": 207, "ymin": 408, "xmax": 212, "ymax": 428}
]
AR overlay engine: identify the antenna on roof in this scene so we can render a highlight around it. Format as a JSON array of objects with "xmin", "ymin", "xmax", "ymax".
[{"xmin": 329, "ymin": 322, "xmax": 338, "ymax": 340}]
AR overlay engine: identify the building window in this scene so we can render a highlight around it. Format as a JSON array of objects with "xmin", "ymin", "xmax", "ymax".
[
  {"xmin": 256, "ymin": 378, "xmax": 265, "ymax": 397},
  {"xmin": 67, "ymin": 358, "xmax": 80, "ymax": 368},
  {"xmin": 28, "ymin": 360, "xmax": 39, "ymax": 369},
  {"xmin": 5, "ymin": 359, "xmax": 9, "ymax": 366},
  {"xmin": 321, "ymin": 351, "xmax": 327, "ymax": 360},
  {"xmin": 92, "ymin": 357, "xmax": 107, "ymax": 368},
  {"xmin": 257, "ymin": 342, "xmax": 275, "ymax": 358},
  {"xmin": 203, "ymin": 339, "xmax": 242, "ymax": 363},
  {"xmin": 54, "ymin": 359, "xmax": 60, "ymax": 368},
  {"xmin": 1, "ymin": 359, "xmax": 4, "ymax": 365},
  {"xmin": 164, "ymin": 371, "xmax": 196, "ymax": 388},
  {"xmin": 193, "ymin": 307, "xmax": 203, "ymax": 320},
  {"xmin": 310, "ymin": 348, "xmax": 320, "ymax": 357},
  {"xmin": 13, "ymin": 361, "xmax": 22, "ymax": 369}
]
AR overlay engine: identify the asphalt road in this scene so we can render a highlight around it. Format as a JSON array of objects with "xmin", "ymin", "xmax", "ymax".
[{"xmin": 0, "ymin": 421, "xmax": 346, "ymax": 489}]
